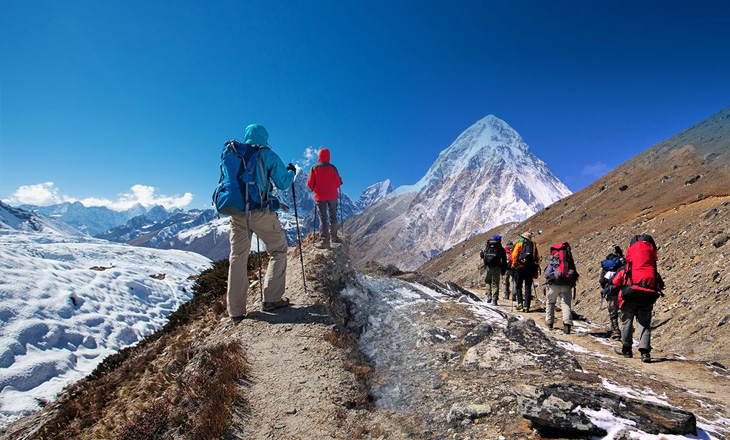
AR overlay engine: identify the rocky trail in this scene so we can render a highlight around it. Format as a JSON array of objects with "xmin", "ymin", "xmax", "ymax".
[{"xmin": 223, "ymin": 236, "xmax": 730, "ymax": 439}]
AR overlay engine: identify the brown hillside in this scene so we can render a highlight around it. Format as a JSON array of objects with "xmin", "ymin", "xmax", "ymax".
[{"xmin": 419, "ymin": 106, "xmax": 730, "ymax": 363}]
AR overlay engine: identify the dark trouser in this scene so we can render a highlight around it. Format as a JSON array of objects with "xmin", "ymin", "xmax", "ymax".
[
  {"xmin": 515, "ymin": 267, "xmax": 536, "ymax": 309},
  {"xmin": 484, "ymin": 265, "xmax": 501, "ymax": 303},
  {"xmin": 619, "ymin": 302, "xmax": 652, "ymax": 352},
  {"xmin": 316, "ymin": 200, "xmax": 338, "ymax": 242}
]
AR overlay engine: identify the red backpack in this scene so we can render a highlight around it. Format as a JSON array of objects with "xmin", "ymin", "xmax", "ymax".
[
  {"xmin": 619, "ymin": 234, "xmax": 662, "ymax": 305},
  {"xmin": 545, "ymin": 242, "xmax": 579, "ymax": 285},
  {"xmin": 504, "ymin": 245, "xmax": 514, "ymax": 266}
]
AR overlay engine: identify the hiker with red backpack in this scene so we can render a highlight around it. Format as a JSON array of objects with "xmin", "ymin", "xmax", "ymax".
[
  {"xmin": 307, "ymin": 148, "xmax": 343, "ymax": 249},
  {"xmin": 511, "ymin": 232, "xmax": 540, "ymax": 312},
  {"xmin": 503, "ymin": 240, "xmax": 516, "ymax": 301},
  {"xmin": 480, "ymin": 235, "xmax": 508, "ymax": 305},
  {"xmin": 599, "ymin": 245, "xmax": 625, "ymax": 341},
  {"xmin": 611, "ymin": 234, "xmax": 665, "ymax": 363},
  {"xmin": 543, "ymin": 242, "xmax": 579, "ymax": 334}
]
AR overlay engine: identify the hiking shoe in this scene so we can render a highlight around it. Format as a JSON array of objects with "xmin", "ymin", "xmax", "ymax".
[
  {"xmin": 640, "ymin": 350, "xmax": 651, "ymax": 363},
  {"xmin": 316, "ymin": 241, "xmax": 330, "ymax": 249},
  {"xmin": 614, "ymin": 346, "xmax": 633, "ymax": 358},
  {"xmin": 516, "ymin": 303, "xmax": 523, "ymax": 311},
  {"xmin": 333, "ymin": 237, "xmax": 342, "ymax": 243},
  {"xmin": 611, "ymin": 334, "xmax": 622, "ymax": 341},
  {"xmin": 563, "ymin": 324, "xmax": 572, "ymax": 335},
  {"xmin": 262, "ymin": 297, "xmax": 290, "ymax": 312},
  {"xmin": 523, "ymin": 306, "xmax": 530, "ymax": 313},
  {"xmin": 492, "ymin": 300, "xmax": 498, "ymax": 306},
  {"xmin": 231, "ymin": 315, "xmax": 247, "ymax": 325},
  {"xmin": 546, "ymin": 322, "xmax": 553, "ymax": 330}
]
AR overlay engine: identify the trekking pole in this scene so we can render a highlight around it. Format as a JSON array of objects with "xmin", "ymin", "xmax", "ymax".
[
  {"xmin": 291, "ymin": 183, "xmax": 308, "ymax": 295},
  {"xmin": 256, "ymin": 235, "xmax": 264, "ymax": 304}
]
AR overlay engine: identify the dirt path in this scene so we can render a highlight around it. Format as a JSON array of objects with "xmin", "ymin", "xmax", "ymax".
[{"xmin": 224, "ymin": 237, "xmax": 423, "ymax": 440}]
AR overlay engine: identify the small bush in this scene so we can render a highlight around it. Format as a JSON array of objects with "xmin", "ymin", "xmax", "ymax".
[{"xmin": 117, "ymin": 399, "xmax": 171, "ymax": 440}]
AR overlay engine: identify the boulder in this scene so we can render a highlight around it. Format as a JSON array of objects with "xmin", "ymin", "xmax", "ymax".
[
  {"xmin": 518, "ymin": 383, "xmax": 697, "ymax": 437},
  {"xmin": 447, "ymin": 403, "xmax": 492, "ymax": 423}
]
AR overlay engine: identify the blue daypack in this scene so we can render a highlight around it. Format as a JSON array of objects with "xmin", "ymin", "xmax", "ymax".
[
  {"xmin": 601, "ymin": 256, "xmax": 622, "ymax": 272},
  {"xmin": 212, "ymin": 140, "xmax": 278, "ymax": 216}
]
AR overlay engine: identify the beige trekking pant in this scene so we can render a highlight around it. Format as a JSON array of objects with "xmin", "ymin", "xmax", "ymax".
[
  {"xmin": 227, "ymin": 211, "xmax": 288, "ymax": 317},
  {"xmin": 545, "ymin": 284, "xmax": 573, "ymax": 326}
]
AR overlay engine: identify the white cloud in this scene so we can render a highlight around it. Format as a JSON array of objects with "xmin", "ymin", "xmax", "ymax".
[
  {"xmin": 581, "ymin": 162, "xmax": 610, "ymax": 179},
  {"xmin": 300, "ymin": 146, "xmax": 321, "ymax": 167},
  {"xmin": 4, "ymin": 183, "xmax": 194, "ymax": 211},
  {"xmin": 4, "ymin": 182, "xmax": 75, "ymax": 206}
]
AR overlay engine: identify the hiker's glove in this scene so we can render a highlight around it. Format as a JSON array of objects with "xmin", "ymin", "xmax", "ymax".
[{"xmin": 287, "ymin": 163, "xmax": 296, "ymax": 172}]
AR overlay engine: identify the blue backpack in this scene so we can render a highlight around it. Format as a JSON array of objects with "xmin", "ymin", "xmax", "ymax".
[{"xmin": 212, "ymin": 140, "xmax": 277, "ymax": 215}]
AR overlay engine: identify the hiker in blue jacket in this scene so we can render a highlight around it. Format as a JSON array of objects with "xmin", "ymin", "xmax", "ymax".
[{"xmin": 226, "ymin": 124, "xmax": 297, "ymax": 323}]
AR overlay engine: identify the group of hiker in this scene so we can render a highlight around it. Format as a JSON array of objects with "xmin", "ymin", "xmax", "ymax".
[
  {"xmin": 214, "ymin": 123, "xmax": 666, "ymax": 365},
  {"xmin": 480, "ymin": 232, "xmax": 664, "ymax": 363},
  {"xmin": 213, "ymin": 124, "xmax": 342, "ymax": 324}
]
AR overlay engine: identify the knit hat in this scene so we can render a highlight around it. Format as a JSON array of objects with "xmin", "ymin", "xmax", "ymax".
[
  {"xmin": 506, "ymin": 241, "xmax": 514, "ymax": 247},
  {"xmin": 492, "ymin": 234, "xmax": 501, "ymax": 240}
]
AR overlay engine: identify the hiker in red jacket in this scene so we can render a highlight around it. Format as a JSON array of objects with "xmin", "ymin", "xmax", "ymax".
[
  {"xmin": 307, "ymin": 148, "xmax": 343, "ymax": 249},
  {"xmin": 611, "ymin": 234, "xmax": 665, "ymax": 363}
]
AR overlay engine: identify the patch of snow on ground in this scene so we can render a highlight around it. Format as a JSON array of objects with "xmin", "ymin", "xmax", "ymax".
[
  {"xmin": 0, "ymin": 230, "xmax": 211, "ymax": 427},
  {"xmin": 578, "ymin": 406, "xmax": 718, "ymax": 440},
  {"xmin": 555, "ymin": 340, "xmax": 611, "ymax": 358}
]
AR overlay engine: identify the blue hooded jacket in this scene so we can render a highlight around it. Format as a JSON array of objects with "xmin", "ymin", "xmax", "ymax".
[{"xmin": 243, "ymin": 124, "xmax": 296, "ymax": 199}]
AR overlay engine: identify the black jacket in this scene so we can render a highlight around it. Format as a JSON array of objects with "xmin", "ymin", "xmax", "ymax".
[{"xmin": 599, "ymin": 266, "xmax": 621, "ymax": 297}]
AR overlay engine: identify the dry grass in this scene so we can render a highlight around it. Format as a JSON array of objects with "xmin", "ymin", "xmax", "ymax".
[{"xmin": 324, "ymin": 330, "xmax": 347, "ymax": 348}]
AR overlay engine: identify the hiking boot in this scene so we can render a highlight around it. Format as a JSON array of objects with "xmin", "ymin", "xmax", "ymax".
[
  {"xmin": 611, "ymin": 333, "xmax": 622, "ymax": 341},
  {"xmin": 563, "ymin": 324, "xmax": 572, "ymax": 335},
  {"xmin": 614, "ymin": 346, "xmax": 633, "ymax": 358},
  {"xmin": 231, "ymin": 315, "xmax": 247, "ymax": 325},
  {"xmin": 333, "ymin": 237, "xmax": 342, "ymax": 243},
  {"xmin": 316, "ymin": 240, "xmax": 331, "ymax": 249},
  {"xmin": 492, "ymin": 300, "xmax": 498, "ymax": 306},
  {"xmin": 262, "ymin": 297, "xmax": 290, "ymax": 312},
  {"xmin": 546, "ymin": 322, "xmax": 553, "ymax": 330},
  {"xmin": 523, "ymin": 306, "xmax": 530, "ymax": 313},
  {"xmin": 640, "ymin": 350, "xmax": 651, "ymax": 363},
  {"xmin": 516, "ymin": 303, "xmax": 523, "ymax": 311}
]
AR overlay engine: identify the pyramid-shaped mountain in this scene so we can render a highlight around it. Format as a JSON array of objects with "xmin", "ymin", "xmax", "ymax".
[{"xmin": 345, "ymin": 115, "xmax": 571, "ymax": 270}]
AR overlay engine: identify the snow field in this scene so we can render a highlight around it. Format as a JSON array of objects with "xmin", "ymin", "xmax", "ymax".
[{"xmin": 0, "ymin": 230, "xmax": 211, "ymax": 427}]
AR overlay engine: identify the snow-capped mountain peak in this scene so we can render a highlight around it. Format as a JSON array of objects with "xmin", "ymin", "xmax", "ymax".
[
  {"xmin": 356, "ymin": 179, "xmax": 395, "ymax": 211},
  {"xmin": 396, "ymin": 115, "xmax": 534, "ymax": 195},
  {"xmin": 348, "ymin": 114, "xmax": 571, "ymax": 270}
]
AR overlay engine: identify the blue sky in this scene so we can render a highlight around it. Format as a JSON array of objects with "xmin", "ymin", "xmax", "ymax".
[{"xmin": 1, "ymin": 0, "xmax": 729, "ymax": 210}]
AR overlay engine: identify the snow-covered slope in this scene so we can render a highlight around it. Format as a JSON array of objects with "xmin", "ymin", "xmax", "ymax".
[
  {"xmin": 0, "ymin": 227, "xmax": 210, "ymax": 427},
  {"xmin": 346, "ymin": 115, "xmax": 572, "ymax": 270}
]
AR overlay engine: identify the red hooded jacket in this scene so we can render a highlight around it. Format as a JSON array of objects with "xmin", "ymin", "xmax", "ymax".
[{"xmin": 307, "ymin": 148, "xmax": 343, "ymax": 202}]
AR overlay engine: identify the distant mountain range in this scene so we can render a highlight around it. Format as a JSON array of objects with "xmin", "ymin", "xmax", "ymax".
[
  {"xmin": 12, "ymin": 174, "xmax": 395, "ymax": 261},
  {"xmin": 9, "ymin": 116, "xmax": 569, "ymax": 268},
  {"xmin": 345, "ymin": 115, "xmax": 572, "ymax": 270}
]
